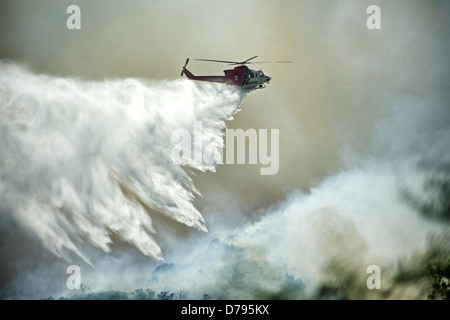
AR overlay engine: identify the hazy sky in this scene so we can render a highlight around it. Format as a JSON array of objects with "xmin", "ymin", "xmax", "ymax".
[
  {"xmin": 0, "ymin": 0, "xmax": 449, "ymax": 238},
  {"xmin": 1, "ymin": 0, "xmax": 449, "ymax": 236},
  {"xmin": 1, "ymin": 0, "xmax": 449, "ymax": 299}
]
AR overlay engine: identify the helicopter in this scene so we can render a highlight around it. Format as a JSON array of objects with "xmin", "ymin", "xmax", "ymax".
[{"xmin": 180, "ymin": 56, "xmax": 290, "ymax": 90}]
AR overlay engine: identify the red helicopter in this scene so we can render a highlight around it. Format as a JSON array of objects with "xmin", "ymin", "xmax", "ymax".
[{"xmin": 180, "ymin": 56, "xmax": 289, "ymax": 90}]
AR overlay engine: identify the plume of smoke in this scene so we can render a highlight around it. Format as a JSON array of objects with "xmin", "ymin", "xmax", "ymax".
[{"xmin": 1, "ymin": 0, "xmax": 450, "ymax": 300}]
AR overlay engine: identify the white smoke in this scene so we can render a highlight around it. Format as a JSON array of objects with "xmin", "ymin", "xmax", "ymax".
[
  {"xmin": 0, "ymin": 61, "xmax": 246, "ymax": 265},
  {"xmin": 122, "ymin": 81, "xmax": 449, "ymax": 299},
  {"xmin": 0, "ymin": 58, "xmax": 448, "ymax": 299}
]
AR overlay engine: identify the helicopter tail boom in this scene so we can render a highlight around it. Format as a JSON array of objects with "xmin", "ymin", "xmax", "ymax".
[{"xmin": 181, "ymin": 57, "xmax": 233, "ymax": 84}]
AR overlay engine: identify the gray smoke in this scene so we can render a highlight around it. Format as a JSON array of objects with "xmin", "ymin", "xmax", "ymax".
[{"xmin": 0, "ymin": 0, "xmax": 449, "ymax": 299}]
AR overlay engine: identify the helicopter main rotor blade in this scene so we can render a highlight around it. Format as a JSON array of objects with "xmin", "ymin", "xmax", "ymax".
[
  {"xmin": 194, "ymin": 58, "xmax": 240, "ymax": 64},
  {"xmin": 241, "ymin": 55, "xmax": 259, "ymax": 64},
  {"xmin": 246, "ymin": 61, "xmax": 291, "ymax": 64},
  {"xmin": 240, "ymin": 56, "xmax": 258, "ymax": 64},
  {"xmin": 194, "ymin": 56, "xmax": 290, "ymax": 66},
  {"xmin": 227, "ymin": 56, "xmax": 260, "ymax": 65},
  {"xmin": 195, "ymin": 56, "xmax": 260, "ymax": 65}
]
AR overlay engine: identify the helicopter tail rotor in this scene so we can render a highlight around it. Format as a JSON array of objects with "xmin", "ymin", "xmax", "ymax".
[{"xmin": 180, "ymin": 58, "xmax": 189, "ymax": 76}]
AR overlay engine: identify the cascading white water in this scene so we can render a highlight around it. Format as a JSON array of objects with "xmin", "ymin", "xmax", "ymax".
[{"xmin": 0, "ymin": 62, "xmax": 246, "ymax": 265}]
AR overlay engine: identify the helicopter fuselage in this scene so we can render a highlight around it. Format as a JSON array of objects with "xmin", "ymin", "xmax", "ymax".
[{"xmin": 181, "ymin": 61, "xmax": 271, "ymax": 90}]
